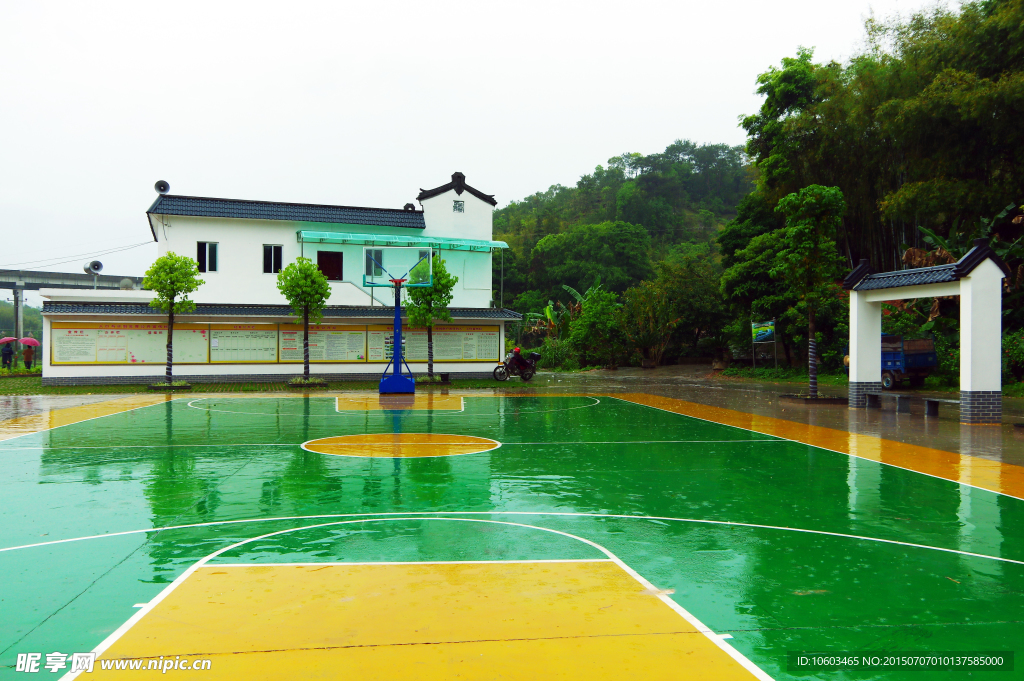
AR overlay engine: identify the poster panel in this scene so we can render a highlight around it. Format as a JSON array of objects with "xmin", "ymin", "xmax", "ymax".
[
  {"xmin": 51, "ymin": 323, "xmax": 208, "ymax": 364},
  {"xmin": 367, "ymin": 325, "xmax": 395, "ymax": 362},
  {"xmin": 209, "ymin": 324, "xmax": 278, "ymax": 363},
  {"xmin": 279, "ymin": 325, "xmax": 366, "ymax": 362},
  {"xmin": 751, "ymin": 321, "xmax": 776, "ymax": 343},
  {"xmin": 367, "ymin": 325, "xmax": 499, "ymax": 362}
]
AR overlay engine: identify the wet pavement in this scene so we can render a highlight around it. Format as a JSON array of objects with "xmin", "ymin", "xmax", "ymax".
[
  {"xmin": 525, "ymin": 366, "xmax": 1024, "ymax": 465},
  {"xmin": 0, "ymin": 380, "xmax": 1022, "ymax": 679}
]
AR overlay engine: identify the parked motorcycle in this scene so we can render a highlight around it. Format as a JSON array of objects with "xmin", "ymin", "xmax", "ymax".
[{"xmin": 493, "ymin": 350, "xmax": 541, "ymax": 381}]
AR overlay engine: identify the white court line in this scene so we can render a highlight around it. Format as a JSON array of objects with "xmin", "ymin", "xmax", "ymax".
[
  {"xmin": 609, "ymin": 396, "xmax": 1024, "ymax": 503},
  {"xmin": 60, "ymin": 517, "xmax": 774, "ymax": 681},
  {"xmin": 482, "ymin": 396, "xmax": 602, "ymax": 415},
  {"xmin": 183, "ymin": 395, "xmax": 602, "ymax": 418},
  {"xmin": 0, "ymin": 398, "xmax": 181, "ymax": 445},
  {"xmin": 209, "ymin": 558, "xmax": 611, "ymax": 567},
  {"xmin": 8, "ymin": 510, "xmax": 1024, "ymax": 567},
  {"xmin": 0, "ymin": 439, "xmax": 782, "ymax": 451}
]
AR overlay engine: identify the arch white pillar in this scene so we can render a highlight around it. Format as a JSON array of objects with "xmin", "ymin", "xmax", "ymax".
[
  {"xmin": 959, "ymin": 258, "xmax": 1004, "ymax": 424},
  {"xmin": 848, "ymin": 290, "xmax": 882, "ymax": 408}
]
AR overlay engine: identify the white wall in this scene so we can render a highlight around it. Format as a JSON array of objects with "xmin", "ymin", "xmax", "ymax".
[
  {"xmin": 151, "ymin": 215, "xmax": 493, "ymax": 307},
  {"xmin": 419, "ymin": 188, "xmax": 494, "ymax": 242}
]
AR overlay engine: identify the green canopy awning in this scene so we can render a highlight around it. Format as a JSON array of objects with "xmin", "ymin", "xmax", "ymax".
[{"xmin": 297, "ymin": 231, "xmax": 507, "ymax": 252}]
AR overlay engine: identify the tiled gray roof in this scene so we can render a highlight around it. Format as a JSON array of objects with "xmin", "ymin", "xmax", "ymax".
[
  {"xmin": 852, "ymin": 264, "xmax": 959, "ymax": 291},
  {"xmin": 845, "ymin": 239, "xmax": 1010, "ymax": 291},
  {"xmin": 148, "ymin": 195, "xmax": 426, "ymax": 229},
  {"xmin": 42, "ymin": 302, "xmax": 522, "ymax": 320}
]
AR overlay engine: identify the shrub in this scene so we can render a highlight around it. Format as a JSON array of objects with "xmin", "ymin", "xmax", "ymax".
[{"xmin": 1004, "ymin": 329, "xmax": 1024, "ymax": 383}]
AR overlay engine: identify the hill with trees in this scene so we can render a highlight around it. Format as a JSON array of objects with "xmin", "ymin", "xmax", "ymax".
[
  {"xmin": 500, "ymin": 0, "xmax": 1024, "ymax": 387},
  {"xmin": 494, "ymin": 140, "xmax": 750, "ymax": 312}
]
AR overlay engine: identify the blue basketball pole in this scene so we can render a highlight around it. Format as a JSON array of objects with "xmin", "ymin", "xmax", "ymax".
[{"xmin": 379, "ymin": 278, "xmax": 415, "ymax": 394}]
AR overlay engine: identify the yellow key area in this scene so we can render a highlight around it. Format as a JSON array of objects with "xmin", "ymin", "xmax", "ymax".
[
  {"xmin": 93, "ymin": 560, "xmax": 757, "ymax": 679},
  {"xmin": 303, "ymin": 433, "xmax": 500, "ymax": 458},
  {"xmin": 336, "ymin": 394, "xmax": 464, "ymax": 411}
]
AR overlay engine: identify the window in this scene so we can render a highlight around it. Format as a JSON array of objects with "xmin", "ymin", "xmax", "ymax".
[
  {"xmin": 197, "ymin": 242, "xmax": 218, "ymax": 273},
  {"xmin": 453, "ymin": 200, "xmax": 465, "ymax": 213},
  {"xmin": 263, "ymin": 245, "xmax": 282, "ymax": 274},
  {"xmin": 365, "ymin": 249, "xmax": 383, "ymax": 277},
  {"xmin": 317, "ymin": 251, "xmax": 343, "ymax": 281}
]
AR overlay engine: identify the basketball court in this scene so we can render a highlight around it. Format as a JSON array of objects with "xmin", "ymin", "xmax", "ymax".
[{"xmin": 1, "ymin": 392, "xmax": 1022, "ymax": 679}]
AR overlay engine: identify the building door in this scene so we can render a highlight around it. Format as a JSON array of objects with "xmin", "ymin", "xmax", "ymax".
[{"xmin": 317, "ymin": 251, "xmax": 343, "ymax": 281}]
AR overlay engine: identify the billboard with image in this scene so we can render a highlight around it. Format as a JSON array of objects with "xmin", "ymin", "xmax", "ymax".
[{"xmin": 751, "ymin": 321, "xmax": 775, "ymax": 343}]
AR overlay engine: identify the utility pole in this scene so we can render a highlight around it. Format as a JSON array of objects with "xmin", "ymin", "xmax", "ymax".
[{"xmin": 13, "ymin": 287, "xmax": 23, "ymax": 369}]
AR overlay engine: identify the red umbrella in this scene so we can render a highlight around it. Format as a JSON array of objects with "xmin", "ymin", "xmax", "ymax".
[
  {"xmin": 20, "ymin": 337, "xmax": 40, "ymax": 347},
  {"xmin": 0, "ymin": 337, "xmax": 15, "ymax": 344}
]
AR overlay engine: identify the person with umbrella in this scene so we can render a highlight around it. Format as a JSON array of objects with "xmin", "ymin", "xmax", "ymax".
[
  {"xmin": 21, "ymin": 336, "xmax": 40, "ymax": 370},
  {"xmin": 0, "ymin": 337, "xmax": 14, "ymax": 371}
]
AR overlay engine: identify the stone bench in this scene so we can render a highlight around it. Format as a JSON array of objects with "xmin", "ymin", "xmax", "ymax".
[{"xmin": 865, "ymin": 392, "xmax": 959, "ymax": 417}]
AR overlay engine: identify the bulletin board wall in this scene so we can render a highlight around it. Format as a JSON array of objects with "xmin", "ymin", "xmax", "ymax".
[{"xmin": 50, "ymin": 322, "xmax": 500, "ymax": 365}]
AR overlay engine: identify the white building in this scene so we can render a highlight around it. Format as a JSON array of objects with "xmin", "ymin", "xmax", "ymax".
[{"xmin": 40, "ymin": 173, "xmax": 517, "ymax": 385}]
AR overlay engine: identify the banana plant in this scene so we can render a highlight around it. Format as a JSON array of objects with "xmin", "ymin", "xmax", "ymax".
[
  {"xmin": 561, "ymin": 279, "xmax": 603, "ymax": 322},
  {"xmin": 916, "ymin": 203, "xmax": 1023, "ymax": 264},
  {"xmin": 526, "ymin": 301, "xmax": 571, "ymax": 339}
]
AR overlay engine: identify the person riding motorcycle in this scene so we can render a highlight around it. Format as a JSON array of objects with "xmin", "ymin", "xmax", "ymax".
[{"xmin": 510, "ymin": 347, "xmax": 531, "ymax": 373}]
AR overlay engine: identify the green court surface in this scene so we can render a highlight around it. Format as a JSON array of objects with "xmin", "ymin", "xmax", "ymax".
[{"xmin": 0, "ymin": 395, "xmax": 1022, "ymax": 679}]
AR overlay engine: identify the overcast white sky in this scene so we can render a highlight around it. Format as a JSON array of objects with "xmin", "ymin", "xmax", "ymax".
[{"xmin": 1, "ymin": 0, "xmax": 946, "ymax": 305}]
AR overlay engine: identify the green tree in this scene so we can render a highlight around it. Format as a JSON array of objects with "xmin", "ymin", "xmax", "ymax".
[
  {"xmin": 568, "ymin": 288, "xmax": 622, "ymax": 368},
  {"xmin": 276, "ymin": 257, "xmax": 331, "ymax": 380},
  {"xmin": 618, "ymin": 269, "xmax": 685, "ymax": 367},
  {"xmin": 663, "ymin": 257, "xmax": 728, "ymax": 359},
  {"xmin": 406, "ymin": 256, "xmax": 459, "ymax": 378},
  {"xmin": 143, "ymin": 252, "xmax": 204, "ymax": 384},
  {"xmin": 772, "ymin": 185, "xmax": 846, "ymax": 397},
  {"xmin": 742, "ymin": 2, "xmax": 1024, "ymax": 274},
  {"xmin": 529, "ymin": 221, "xmax": 651, "ymax": 300}
]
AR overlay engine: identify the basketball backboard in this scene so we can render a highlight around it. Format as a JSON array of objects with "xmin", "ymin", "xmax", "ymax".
[{"xmin": 362, "ymin": 247, "xmax": 433, "ymax": 288}]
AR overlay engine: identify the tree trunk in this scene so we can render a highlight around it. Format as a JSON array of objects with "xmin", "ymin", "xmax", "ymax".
[
  {"xmin": 303, "ymin": 307, "xmax": 310, "ymax": 380},
  {"xmin": 165, "ymin": 302, "xmax": 175, "ymax": 385},
  {"xmin": 427, "ymin": 325, "xmax": 434, "ymax": 378},
  {"xmin": 807, "ymin": 305, "xmax": 817, "ymax": 398}
]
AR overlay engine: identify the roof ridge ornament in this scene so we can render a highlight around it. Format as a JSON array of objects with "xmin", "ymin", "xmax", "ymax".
[
  {"xmin": 842, "ymin": 258, "xmax": 873, "ymax": 290},
  {"xmin": 953, "ymin": 238, "xmax": 1011, "ymax": 278},
  {"xmin": 417, "ymin": 172, "xmax": 497, "ymax": 207}
]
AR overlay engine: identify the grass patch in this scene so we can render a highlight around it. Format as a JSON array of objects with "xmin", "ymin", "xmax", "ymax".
[
  {"xmin": 0, "ymin": 367, "xmax": 43, "ymax": 378},
  {"xmin": 1005, "ymin": 382, "xmax": 1024, "ymax": 398},
  {"xmin": 288, "ymin": 377, "xmax": 328, "ymax": 387},
  {"xmin": 719, "ymin": 366, "xmax": 849, "ymax": 386}
]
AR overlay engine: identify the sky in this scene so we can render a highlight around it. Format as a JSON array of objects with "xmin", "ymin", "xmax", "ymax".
[{"xmin": 1, "ymin": 0, "xmax": 946, "ymax": 305}]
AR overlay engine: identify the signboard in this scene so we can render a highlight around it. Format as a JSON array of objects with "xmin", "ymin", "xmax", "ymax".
[
  {"xmin": 51, "ymin": 323, "xmax": 208, "ymax": 364},
  {"xmin": 209, "ymin": 324, "xmax": 278, "ymax": 363},
  {"xmin": 49, "ymin": 321, "xmax": 501, "ymax": 365},
  {"xmin": 368, "ymin": 325, "xmax": 500, "ymax": 362},
  {"xmin": 752, "ymin": 321, "xmax": 775, "ymax": 343},
  {"xmin": 280, "ymin": 325, "xmax": 366, "ymax": 362}
]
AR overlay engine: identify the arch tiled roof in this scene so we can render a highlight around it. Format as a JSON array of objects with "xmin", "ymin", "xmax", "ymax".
[{"xmin": 844, "ymin": 240, "xmax": 1010, "ymax": 291}]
